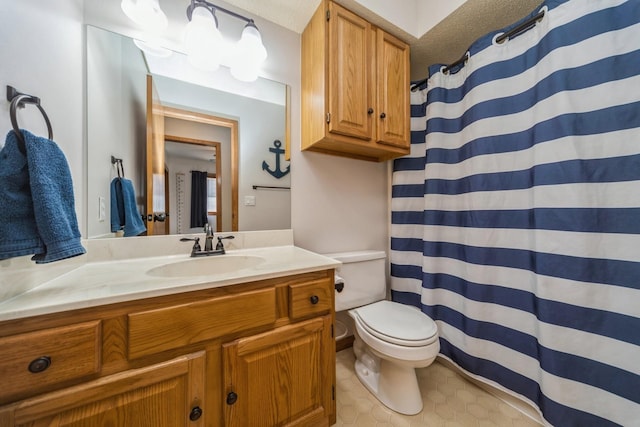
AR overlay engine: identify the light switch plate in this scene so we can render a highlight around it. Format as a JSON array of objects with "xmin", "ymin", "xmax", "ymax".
[
  {"xmin": 98, "ymin": 196, "xmax": 106, "ymax": 221},
  {"xmin": 244, "ymin": 196, "xmax": 256, "ymax": 206}
]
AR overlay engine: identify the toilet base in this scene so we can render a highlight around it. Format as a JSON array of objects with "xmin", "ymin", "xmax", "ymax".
[{"xmin": 354, "ymin": 357, "xmax": 423, "ymax": 415}]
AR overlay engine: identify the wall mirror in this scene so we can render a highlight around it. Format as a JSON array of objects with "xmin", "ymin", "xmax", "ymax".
[{"xmin": 86, "ymin": 25, "xmax": 290, "ymax": 239}]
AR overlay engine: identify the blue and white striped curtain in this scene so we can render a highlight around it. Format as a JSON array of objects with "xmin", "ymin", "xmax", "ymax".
[{"xmin": 391, "ymin": 1, "xmax": 640, "ymax": 425}]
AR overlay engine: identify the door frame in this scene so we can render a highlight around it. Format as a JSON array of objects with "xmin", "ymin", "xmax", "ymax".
[
  {"xmin": 162, "ymin": 106, "xmax": 239, "ymax": 231},
  {"xmin": 165, "ymin": 135, "xmax": 223, "ymax": 233}
]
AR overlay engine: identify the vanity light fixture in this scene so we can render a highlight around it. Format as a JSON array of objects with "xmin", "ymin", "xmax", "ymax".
[
  {"xmin": 185, "ymin": 0, "xmax": 268, "ymax": 80},
  {"xmin": 121, "ymin": 0, "xmax": 268, "ymax": 82}
]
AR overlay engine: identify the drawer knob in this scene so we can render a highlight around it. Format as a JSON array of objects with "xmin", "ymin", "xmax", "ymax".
[
  {"xmin": 367, "ymin": 108, "xmax": 374, "ymax": 115},
  {"xmin": 380, "ymin": 112, "xmax": 386, "ymax": 119},
  {"xmin": 189, "ymin": 406, "xmax": 203, "ymax": 421},
  {"xmin": 310, "ymin": 295, "xmax": 319, "ymax": 305},
  {"xmin": 28, "ymin": 356, "xmax": 51, "ymax": 373},
  {"xmin": 226, "ymin": 391, "xmax": 238, "ymax": 405}
]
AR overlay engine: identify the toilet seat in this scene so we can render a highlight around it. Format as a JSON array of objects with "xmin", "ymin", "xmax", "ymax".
[{"xmin": 352, "ymin": 301, "xmax": 438, "ymax": 347}]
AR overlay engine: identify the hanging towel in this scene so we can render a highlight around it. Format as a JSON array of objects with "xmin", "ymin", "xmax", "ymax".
[
  {"xmin": 0, "ymin": 130, "xmax": 85, "ymax": 263},
  {"xmin": 110, "ymin": 177, "xmax": 146, "ymax": 237}
]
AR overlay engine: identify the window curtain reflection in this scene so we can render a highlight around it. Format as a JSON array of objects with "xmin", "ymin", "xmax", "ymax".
[{"xmin": 190, "ymin": 171, "xmax": 208, "ymax": 228}]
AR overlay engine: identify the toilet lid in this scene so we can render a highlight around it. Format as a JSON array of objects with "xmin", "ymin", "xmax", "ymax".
[{"xmin": 353, "ymin": 301, "xmax": 438, "ymax": 347}]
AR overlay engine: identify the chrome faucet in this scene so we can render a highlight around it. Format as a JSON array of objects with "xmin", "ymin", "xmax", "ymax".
[
  {"xmin": 203, "ymin": 223, "xmax": 214, "ymax": 252},
  {"xmin": 180, "ymin": 230, "xmax": 234, "ymax": 257}
]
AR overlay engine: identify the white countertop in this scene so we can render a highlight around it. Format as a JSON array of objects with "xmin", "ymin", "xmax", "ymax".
[{"xmin": 0, "ymin": 245, "xmax": 340, "ymax": 322}]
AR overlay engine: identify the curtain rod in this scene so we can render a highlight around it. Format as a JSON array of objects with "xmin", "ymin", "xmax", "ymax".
[{"xmin": 410, "ymin": 10, "xmax": 545, "ymax": 91}]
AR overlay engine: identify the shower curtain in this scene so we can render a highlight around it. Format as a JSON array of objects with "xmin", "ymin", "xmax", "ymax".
[{"xmin": 390, "ymin": 1, "xmax": 640, "ymax": 425}]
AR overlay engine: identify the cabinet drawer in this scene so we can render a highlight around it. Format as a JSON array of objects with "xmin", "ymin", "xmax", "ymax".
[
  {"xmin": 128, "ymin": 287, "xmax": 277, "ymax": 359},
  {"xmin": 0, "ymin": 320, "xmax": 101, "ymax": 402},
  {"xmin": 289, "ymin": 279, "xmax": 332, "ymax": 320}
]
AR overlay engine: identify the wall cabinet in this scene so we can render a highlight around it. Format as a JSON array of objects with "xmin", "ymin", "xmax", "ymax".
[
  {"xmin": 302, "ymin": 0, "xmax": 410, "ymax": 162},
  {"xmin": 0, "ymin": 270, "xmax": 336, "ymax": 427}
]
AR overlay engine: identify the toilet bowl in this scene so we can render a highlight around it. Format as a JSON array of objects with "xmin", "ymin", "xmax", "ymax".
[
  {"xmin": 325, "ymin": 251, "xmax": 440, "ymax": 415},
  {"xmin": 349, "ymin": 300, "xmax": 439, "ymax": 415}
]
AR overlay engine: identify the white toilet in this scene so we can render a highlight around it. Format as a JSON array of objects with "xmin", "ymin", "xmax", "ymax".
[{"xmin": 326, "ymin": 250, "xmax": 440, "ymax": 415}]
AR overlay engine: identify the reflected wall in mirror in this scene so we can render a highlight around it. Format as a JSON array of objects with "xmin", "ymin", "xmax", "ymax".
[{"xmin": 86, "ymin": 25, "xmax": 290, "ymax": 239}]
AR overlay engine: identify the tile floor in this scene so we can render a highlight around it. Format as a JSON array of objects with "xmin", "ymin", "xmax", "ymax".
[{"xmin": 334, "ymin": 349, "xmax": 542, "ymax": 427}]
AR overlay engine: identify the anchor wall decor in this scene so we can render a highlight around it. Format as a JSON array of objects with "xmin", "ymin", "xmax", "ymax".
[{"xmin": 262, "ymin": 140, "xmax": 290, "ymax": 179}]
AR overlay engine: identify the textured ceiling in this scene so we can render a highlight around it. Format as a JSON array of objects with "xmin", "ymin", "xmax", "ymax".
[
  {"xmin": 407, "ymin": 0, "xmax": 544, "ymax": 79},
  {"xmin": 222, "ymin": 0, "xmax": 544, "ymax": 80}
]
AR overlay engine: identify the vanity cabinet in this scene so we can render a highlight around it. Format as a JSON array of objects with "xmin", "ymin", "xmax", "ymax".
[
  {"xmin": 0, "ymin": 270, "xmax": 336, "ymax": 427},
  {"xmin": 301, "ymin": 0, "xmax": 410, "ymax": 162}
]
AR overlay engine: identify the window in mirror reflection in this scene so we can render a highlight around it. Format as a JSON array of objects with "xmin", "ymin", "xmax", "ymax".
[{"xmin": 207, "ymin": 174, "xmax": 217, "ymax": 217}]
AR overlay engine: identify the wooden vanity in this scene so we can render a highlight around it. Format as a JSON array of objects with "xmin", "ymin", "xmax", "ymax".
[{"xmin": 0, "ymin": 265, "xmax": 337, "ymax": 426}]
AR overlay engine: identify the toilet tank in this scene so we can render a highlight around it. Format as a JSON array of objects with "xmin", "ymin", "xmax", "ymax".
[{"xmin": 323, "ymin": 250, "xmax": 387, "ymax": 312}]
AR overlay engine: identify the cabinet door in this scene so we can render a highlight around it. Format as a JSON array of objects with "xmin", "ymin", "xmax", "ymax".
[
  {"xmin": 223, "ymin": 316, "xmax": 334, "ymax": 427},
  {"xmin": 328, "ymin": 1, "xmax": 373, "ymax": 141},
  {"xmin": 376, "ymin": 29, "xmax": 410, "ymax": 149},
  {"xmin": 8, "ymin": 352, "xmax": 205, "ymax": 427}
]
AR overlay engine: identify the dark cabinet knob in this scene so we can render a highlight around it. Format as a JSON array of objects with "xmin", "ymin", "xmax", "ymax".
[
  {"xmin": 189, "ymin": 406, "xmax": 203, "ymax": 421},
  {"xmin": 380, "ymin": 112, "xmax": 386, "ymax": 119},
  {"xmin": 28, "ymin": 356, "xmax": 51, "ymax": 373},
  {"xmin": 367, "ymin": 108, "xmax": 374, "ymax": 115},
  {"xmin": 226, "ymin": 391, "xmax": 238, "ymax": 405},
  {"xmin": 310, "ymin": 295, "xmax": 319, "ymax": 305}
]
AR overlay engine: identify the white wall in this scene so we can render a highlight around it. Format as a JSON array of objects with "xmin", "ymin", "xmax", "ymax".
[
  {"xmin": 0, "ymin": 0, "xmax": 85, "ymax": 231},
  {"xmin": 4, "ymin": 0, "xmax": 390, "ymax": 256}
]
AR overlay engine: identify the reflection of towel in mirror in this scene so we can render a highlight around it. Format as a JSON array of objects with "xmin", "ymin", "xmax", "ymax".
[
  {"xmin": 110, "ymin": 177, "xmax": 146, "ymax": 237},
  {"xmin": 0, "ymin": 130, "xmax": 86, "ymax": 263}
]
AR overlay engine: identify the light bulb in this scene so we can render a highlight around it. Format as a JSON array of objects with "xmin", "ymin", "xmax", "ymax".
[
  {"xmin": 184, "ymin": 6, "xmax": 224, "ymax": 71},
  {"xmin": 237, "ymin": 22, "xmax": 267, "ymax": 62},
  {"xmin": 230, "ymin": 21, "xmax": 267, "ymax": 82},
  {"xmin": 121, "ymin": 0, "xmax": 167, "ymax": 32}
]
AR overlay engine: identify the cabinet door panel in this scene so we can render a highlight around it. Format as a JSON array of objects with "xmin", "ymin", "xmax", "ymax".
[
  {"xmin": 223, "ymin": 317, "xmax": 331, "ymax": 427},
  {"xmin": 12, "ymin": 352, "xmax": 205, "ymax": 427},
  {"xmin": 376, "ymin": 30, "xmax": 410, "ymax": 148},
  {"xmin": 328, "ymin": 2, "xmax": 372, "ymax": 140}
]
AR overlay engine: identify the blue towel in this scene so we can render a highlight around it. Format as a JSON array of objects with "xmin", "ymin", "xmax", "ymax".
[
  {"xmin": 110, "ymin": 177, "xmax": 146, "ymax": 237},
  {"xmin": 0, "ymin": 130, "xmax": 85, "ymax": 263}
]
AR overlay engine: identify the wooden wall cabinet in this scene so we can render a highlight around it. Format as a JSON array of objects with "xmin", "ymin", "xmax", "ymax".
[
  {"xmin": 302, "ymin": 0, "xmax": 411, "ymax": 162},
  {"xmin": 0, "ymin": 270, "xmax": 336, "ymax": 427}
]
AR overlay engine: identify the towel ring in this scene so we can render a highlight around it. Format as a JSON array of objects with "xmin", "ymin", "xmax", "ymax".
[{"xmin": 7, "ymin": 86, "xmax": 53, "ymax": 155}]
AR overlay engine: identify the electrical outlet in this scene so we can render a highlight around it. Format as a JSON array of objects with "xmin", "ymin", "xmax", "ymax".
[{"xmin": 98, "ymin": 196, "xmax": 106, "ymax": 221}]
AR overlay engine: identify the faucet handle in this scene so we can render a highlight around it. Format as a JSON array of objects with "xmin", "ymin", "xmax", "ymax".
[
  {"xmin": 180, "ymin": 237, "xmax": 201, "ymax": 252},
  {"xmin": 215, "ymin": 235, "xmax": 235, "ymax": 251}
]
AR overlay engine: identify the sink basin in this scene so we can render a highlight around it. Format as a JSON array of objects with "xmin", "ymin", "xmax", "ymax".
[{"xmin": 146, "ymin": 255, "xmax": 265, "ymax": 278}]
